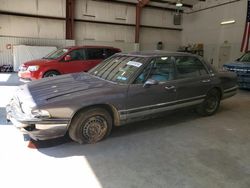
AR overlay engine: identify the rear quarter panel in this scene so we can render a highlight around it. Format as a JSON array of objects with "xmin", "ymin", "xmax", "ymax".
[{"xmin": 216, "ymin": 71, "xmax": 238, "ymax": 98}]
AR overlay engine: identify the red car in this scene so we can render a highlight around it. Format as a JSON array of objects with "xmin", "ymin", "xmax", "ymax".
[{"xmin": 18, "ymin": 46, "xmax": 121, "ymax": 80}]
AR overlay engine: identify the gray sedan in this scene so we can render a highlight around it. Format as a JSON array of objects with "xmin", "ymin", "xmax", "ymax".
[{"xmin": 6, "ymin": 51, "xmax": 237, "ymax": 144}]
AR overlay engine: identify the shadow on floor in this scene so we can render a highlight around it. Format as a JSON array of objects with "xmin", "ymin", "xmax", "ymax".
[{"xmin": 0, "ymin": 73, "xmax": 22, "ymax": 86}]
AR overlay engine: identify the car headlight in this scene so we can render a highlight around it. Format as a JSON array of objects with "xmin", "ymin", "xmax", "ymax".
[
  {"xmin": 32, "ymin": 109, "xmax": 51, "ymax": 118},
  {"xmin": 27, "ymin": 65, "xmax": 39, "ymax": 71}
]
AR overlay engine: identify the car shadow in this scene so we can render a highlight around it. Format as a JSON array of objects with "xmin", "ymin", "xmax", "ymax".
[
  {"xmin": 110, "ymin": 109, "xmax": 198, "ymax": 139},
  {"xmin": 36, "ymin": 108, "xmax": 203, "ymax": 153}
]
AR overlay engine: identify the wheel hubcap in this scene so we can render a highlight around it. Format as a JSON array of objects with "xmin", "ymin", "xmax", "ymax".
[
  {"xmin": 205, "ymin": 95, "xmax": 218, "ymax": 113},
  {"xmin": 82, "ymin": 116, "xmax": 107, "ymax": 143},
  {"xmin": 48, "ymin": 74, "xmax": 56, "ymax": 77}
]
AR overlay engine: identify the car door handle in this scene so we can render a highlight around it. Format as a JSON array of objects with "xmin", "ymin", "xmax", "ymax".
[
  {"xmin": 165, "ymin": 86, "xmax": 175, "ymax": 90},
  {"xmin": 202, "ymin": 79, "xmax": 211, "ymax": 83}
]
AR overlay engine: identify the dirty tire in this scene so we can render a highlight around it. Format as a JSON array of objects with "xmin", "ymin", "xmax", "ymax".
[
  {"xmin": 43, "ymin": 71, "xmax": 60, "ymax": 78},
  {"xmin": 69, "ymin": 108, "xmax": 112, "ymax": 144},
  {"xmin": 196, "ymin": 89, "xmax": 221, "ymax": 116}
]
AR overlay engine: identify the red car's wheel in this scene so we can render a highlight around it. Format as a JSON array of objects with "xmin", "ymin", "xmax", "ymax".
[{"xmin": 43, "ymin": 71, "xmax": 60, "ymax": 78}]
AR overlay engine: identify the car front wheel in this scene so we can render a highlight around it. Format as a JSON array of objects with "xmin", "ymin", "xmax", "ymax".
[
  {"xmin": 69, "ymin": 108, "xmax": 112, "ymax": 144},
  {"xmin": 43, "ymin": 71, "xmax": 60, "ymax": 78},
  {"xmin": 196, "ymin": 89, "xmax": 221, "ymax": 116}
]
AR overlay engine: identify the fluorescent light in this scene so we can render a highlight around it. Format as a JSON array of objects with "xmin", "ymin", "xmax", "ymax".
[
  {"xmin": 220, "ymin": 20, "xmax": 235, "ymax": 25},
  {"xmin": 176, "ymin": 0, "xmax": 183, "ymax": 7},
  {"xmin": 176, "ymin": 3, "xmax": 183, "ymax": 7}
]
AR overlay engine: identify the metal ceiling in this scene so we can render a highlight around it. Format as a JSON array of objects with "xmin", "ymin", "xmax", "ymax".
[{"xmin": 105, "ymin": 0, "xmax": 206, "ymax": 9}]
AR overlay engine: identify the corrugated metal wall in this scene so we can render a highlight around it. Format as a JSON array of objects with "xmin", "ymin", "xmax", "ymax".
[{"xmin": 0, "ymin": 36, "xmax": 75, "ymax": 67}]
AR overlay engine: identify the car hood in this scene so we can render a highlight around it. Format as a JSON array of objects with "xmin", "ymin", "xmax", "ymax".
[
  {"xmin": 23, "ymin": 58, "xmax": 56, "ymax": 66},
  {"xmin": 24, "ymin": 73, "xmax": 111, "ymax": 105},
  {"xmin": 224, "ymin": 61, "xmax": 250, "ymax": 69}
]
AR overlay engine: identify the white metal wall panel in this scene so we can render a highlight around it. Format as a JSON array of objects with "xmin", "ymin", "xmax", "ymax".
[
  {"xmin": 0, "ymin": 15, "xmax": 65, "ymax": 39},
  {"xmin": 37, "ymin": 0, "xmax": 65, "ymax": 17},
  {"xmin": 75, "ymin": 22, "xmax": 134, "ymax": 43},
  {"xmin": 0, "ymin": 36, "xmax": 75, "ymax": 67},
  {"xmin": 141, "ymin": 7, "xmax": 182, "ymax": 29},
  {"xmin": 75, "ymin": 0, "xmax": 135, "ymax": 25},
  {"xmin": 0, "ymin": 0, "xmax": 66, "ymax": 18},
  {"xmin": 140, "ymin": 28, "xmax": 181, "ymax": 51}
]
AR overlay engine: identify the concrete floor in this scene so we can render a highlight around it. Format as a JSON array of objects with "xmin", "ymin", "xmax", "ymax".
[{"xmin": 0, "ymin": 73, "xmax": 250, "ymax": 188}]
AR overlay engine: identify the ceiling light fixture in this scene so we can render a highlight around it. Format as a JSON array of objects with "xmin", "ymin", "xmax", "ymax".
[
  {"xmin": 220, "ymin": 20, "xmax": 236, "ymax": 25},
  {"xmin": 176, "ymin": 0, "xmax": 183, "ymax": 7}
]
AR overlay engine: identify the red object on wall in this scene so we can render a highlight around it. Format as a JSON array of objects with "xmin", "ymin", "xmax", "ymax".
[{"xmin": 6, "ymin": 44, "xmax": 12, "ymax": 49}]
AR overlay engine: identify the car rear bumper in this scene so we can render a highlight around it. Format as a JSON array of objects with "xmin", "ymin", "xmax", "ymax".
[{"xmin": 6, "ymin": 104, "xmax": 70, "ymax": 140}]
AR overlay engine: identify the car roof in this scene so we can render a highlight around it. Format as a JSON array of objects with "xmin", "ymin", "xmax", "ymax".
[
  {"xmin": 64, "ymin": 46, "xmax": 120, "ymax": 50},
  {"xmin": 116, "ymin": 50, "xmax": 198, "ymax": 58}
]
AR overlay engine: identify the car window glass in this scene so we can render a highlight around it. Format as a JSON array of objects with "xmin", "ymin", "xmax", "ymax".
[
  {"xmin": 104, "ymin": 49, "xmax": 118, "ymax": 59},
  {"xmin": 69, "ymin": 49, "xmax": 85, "ymax": 61},
  {"xmin": 86, "ymin": 48, "xmax": 104, "ymax": 60},
  {"xmin": 239, "ymin": 52, "xmax": 250, "ymax": 62},
  {"xmin": 134, "ymin": 56, "xmax": 174, "ymax": 84},
  {"xmin": 44, "ymin": 48, "xmax": 68, "ymax": 60},
  {"xmin": 89, "ymin": 55, "xmax": 146, "ymax": 84},
  {"xmin": 175, "ymin": 56, "xmax": 208, "ymax": 79}
]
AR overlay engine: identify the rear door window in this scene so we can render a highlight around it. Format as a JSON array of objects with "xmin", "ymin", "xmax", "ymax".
[
  {"xmin": 86, "ymin": 48, "xmax": 104, "ymax": 60},
  {"xmin": 134, "ymin": 56, "xmax": 175, "ymax": 84},
  {"xmin": 68, "ymin": 48, "xmax": 86, "ymax": 61},
  {"xmin": 104, "ymin": 48, "xmax": 119, "ymax": 59},
  {"xmin": 175, "ymin": 56, "xmax": 208, "ymax": 79}
]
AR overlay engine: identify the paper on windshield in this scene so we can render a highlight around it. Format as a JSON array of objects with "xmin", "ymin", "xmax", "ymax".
[{"xmin": 127, "ymin": 61, "xmax": 142, "ymax": 67}]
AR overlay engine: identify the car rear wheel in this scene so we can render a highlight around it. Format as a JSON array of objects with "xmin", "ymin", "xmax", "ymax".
[
  {"xmin": 196, "ymin": 89, "xmax": 221, "ymax": 116},
  {"xmin": 43, "ymin": 71, "xmax": 60, "ymax": 78},
  {"xmin": 69, "ymin": 108, "xmax": 112, "ymax": 144}
]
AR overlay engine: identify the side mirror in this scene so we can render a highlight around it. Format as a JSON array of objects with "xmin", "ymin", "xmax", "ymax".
[
  {"xmin": 143, "ymin": 79, "xmax": 159, "ymax": 88},
  {"xmin": 64, "ymin": 55, "xmax": 72, "ymax": 61}
]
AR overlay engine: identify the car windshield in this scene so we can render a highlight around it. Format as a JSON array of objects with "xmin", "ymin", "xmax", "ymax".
[
  {"xmin": 89, "ymin": 55, "xmax": 147, "ymax": 84},
  {"xmin": 238, "ymin": 52, "xmax": 250, "ymax": 63},
  {"xmin": 43, "ymin": 48, "xmax": 69, "ymax": 59}
]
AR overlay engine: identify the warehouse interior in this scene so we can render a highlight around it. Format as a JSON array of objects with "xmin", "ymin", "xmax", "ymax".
[
  {"xmin": 0, "ymin": 0, "xmax": 250, "ymax": 188},
  {"xmin": 0, "ymin": 0, "xmax": 246, "ymax": 69}
]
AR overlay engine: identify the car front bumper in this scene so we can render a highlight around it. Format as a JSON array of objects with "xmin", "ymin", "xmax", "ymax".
[
  {"xmin": 6, "ymin": 103, "xmax": 70, "ymax": 140},
  {"xmin": 18, "ymin": 70, "xmax": 41, "ymax": 80}
]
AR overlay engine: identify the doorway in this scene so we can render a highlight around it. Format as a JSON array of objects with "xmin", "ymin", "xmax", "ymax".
[{"xmin": 218, "ymin": 46, "xmax": 231, "ymax": 69}]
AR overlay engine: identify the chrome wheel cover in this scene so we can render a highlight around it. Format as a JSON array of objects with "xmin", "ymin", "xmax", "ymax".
[
  {"xmin": 205, "ymin": 95, "xmax": 218, "ymax": 113},
  {"xmin": 47, "ymin": 73, "xmax": 56, "ymax": 77},
  {"xmin": 82, "ymin": 116, "xmax": 108, "ymax": 143}
]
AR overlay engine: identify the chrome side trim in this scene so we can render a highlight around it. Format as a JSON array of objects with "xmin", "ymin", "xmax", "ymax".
[
  {"xmin": 224, "ymin": 86, "xmax": 238, "ymax": 93},
  {"xmin": 222, "ymin": 90, "xmax": 237, "ymax": 99},
  {"xmin": 126, "ymin": 99, "xmax": 203, "ymax": 119},
  {"xmin": 119, "ymin": 95, "xmax": 206, "ymax": 114}
]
